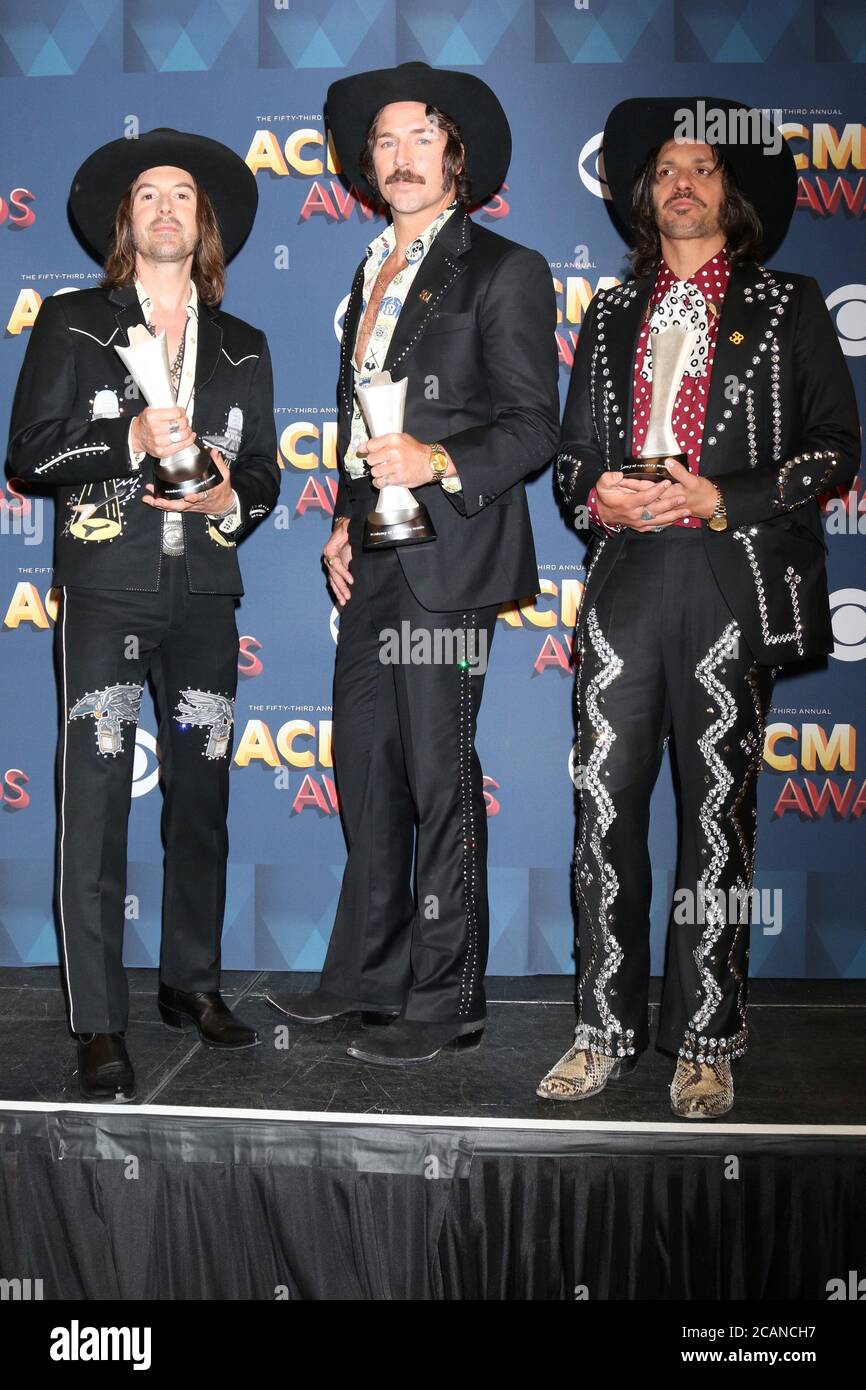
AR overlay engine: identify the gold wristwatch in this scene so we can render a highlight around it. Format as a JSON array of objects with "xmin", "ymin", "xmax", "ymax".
[
  {"xmin": 429, "ymin": 442, "xmax": 449, "ymax": 484},
  {"xmin": 707, "ymin": 482, "xmax": 728, "ymax": 532}
]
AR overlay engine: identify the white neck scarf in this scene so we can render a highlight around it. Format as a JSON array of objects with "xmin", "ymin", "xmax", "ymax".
[{"xmin": 640, "ymin": 280, "xmax": 710, "ymax": 383}]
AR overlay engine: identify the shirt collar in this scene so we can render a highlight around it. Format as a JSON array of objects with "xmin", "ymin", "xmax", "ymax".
[
  {"xmin": 134, "ymin": 277, "xmax": 199, "ymax": 322},
  {"xmin": 364, "ymin": 203, "xmax": 457, "ymax": 267},
  {"xmin": 652, "ymin": 246, "xmax": 732, "ymax": 305}
]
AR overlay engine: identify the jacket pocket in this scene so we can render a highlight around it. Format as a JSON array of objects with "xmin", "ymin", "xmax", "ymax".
[{"xmin": 424, "ymin": 311, "xmax": 475, "ymax": 336}]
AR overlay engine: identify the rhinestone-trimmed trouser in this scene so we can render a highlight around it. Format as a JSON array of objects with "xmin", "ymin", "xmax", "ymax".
[
  {"xmin": 322, "ymin": 503, "xmax": 499, "ymax": 1024},
  {"xmin": 572, "ymin": 527, "xmax": 775, "ymax": 1064}
]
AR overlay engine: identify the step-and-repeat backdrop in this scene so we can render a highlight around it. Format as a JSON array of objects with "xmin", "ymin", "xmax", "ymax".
[{"xmin": 1, "ymin": 0, "xmax": 864, "ymax": 979}]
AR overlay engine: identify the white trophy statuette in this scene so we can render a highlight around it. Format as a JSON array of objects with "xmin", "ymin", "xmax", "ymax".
[
  {"xmin": 622, "ymin": 325, "xmax": 699, "ymax": 480},
  {"xmin": 115, "ymin": 325, "xmax": 220, "ymax": 498},
  {"xmin": 355, "ymin": 372, "xmax": 436, "ymax": 549}
]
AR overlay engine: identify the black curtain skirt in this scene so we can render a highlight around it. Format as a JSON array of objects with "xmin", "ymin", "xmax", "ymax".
[{"xmin": 1, "ymin": 1109, "xmax": 863, "ymax": 1301}]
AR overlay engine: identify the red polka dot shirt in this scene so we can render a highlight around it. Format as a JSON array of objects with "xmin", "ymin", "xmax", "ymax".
[{"xmin": 587, "ymin": 248, "xmax": 731, "ymax": 531}]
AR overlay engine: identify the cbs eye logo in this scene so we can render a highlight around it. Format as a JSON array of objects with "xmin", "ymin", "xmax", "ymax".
[
  {"xmin": 829, "ymin": 588, "xmax": 866, "ymax": 662},
  {"xmin": 825, "ymin": 286, "xmax": 866, "ymax": 358},
  {"xmin": 132, "ymin": 729, "xmax": 161, "ymax": 798},
  {"xmin": 578, "ymin": 131, "xmax": 610, "ymax": 201}
]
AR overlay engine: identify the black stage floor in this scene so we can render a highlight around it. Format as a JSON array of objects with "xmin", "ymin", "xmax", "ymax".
[
  {"xmin": 2, "ymin": 967, "xmax": 864, "ymax": 1124},
  {"xmin": 2, "ymin": 969, "xmax": 865, "ymax": 1301}
]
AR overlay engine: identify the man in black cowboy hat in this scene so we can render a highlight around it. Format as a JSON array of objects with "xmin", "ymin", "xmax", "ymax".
[
  {"xmin": 538, "ymin": 97, "xmax": 859, "ymax": 1116},
  {"xmin": 267, "ymin": 63, "xmax": 559, "ymax": 1065},
  {"xmin": 6, "ymin": 129, "xmax": 279, "ymax": 1100}
]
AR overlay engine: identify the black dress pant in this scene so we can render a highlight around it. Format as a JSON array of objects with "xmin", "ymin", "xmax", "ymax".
[
  {"xmin": 321, "ymin": 496, "xmax": 499, "ymax": 1023},
  {"xmin": 54, "ymin": 554, "xmax": 239, "ymax": 1033},
  {"xmin": 573, "ymin": 527, "xmax": 775, "ymax": 1065}
]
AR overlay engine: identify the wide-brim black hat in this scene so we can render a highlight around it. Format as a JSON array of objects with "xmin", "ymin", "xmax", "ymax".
[
  {"xmin": 326, "ymin": 62, "xmax": 511, "ymax": 207},
  {"xmin": 603, "ymin": 97, "xmax": 797, "ymax": 261},
  {"xmin": 69, "ymin": 127, "xmax": 258, "ymax": 262}
]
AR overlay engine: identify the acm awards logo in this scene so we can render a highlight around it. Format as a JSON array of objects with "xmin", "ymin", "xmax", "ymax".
[
  {"xmin": 1, "ymin": 768, "xmax": 29, "ymax": 810},
  {"xmin": 499, "ymin": 575, "xmax": 585, "ymax": 675},
  {"xmin": 273, "ymin": 411, "xmax": 340, "ymax": 520},
  {"xmin": 245, "ymin": 125, "xmax": 510, "ymax": 225},
  {"xmin": 764, "ymin": 715, "xmax": 865, "ymax": 820},
  {"xmin": 0, "ymin": 187, "xmax": 35, "ymax": 228}
]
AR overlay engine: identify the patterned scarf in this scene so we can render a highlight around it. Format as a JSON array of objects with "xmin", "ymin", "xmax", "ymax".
[{"xmin": 640, "ymin": 279, "xmax": 710, "ymax": 382}]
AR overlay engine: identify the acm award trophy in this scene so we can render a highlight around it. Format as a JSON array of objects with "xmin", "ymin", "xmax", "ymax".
[
  {"xmin": 355, "ymin": 371, "xmax": 436, "ymax": 549},
  {"xmin": 115, "ymin": 325, "xmax": 220, "ymax": 499},
  {"xmin": 621, "ymin": 325, "xmax": 700, "ymax": 480}
]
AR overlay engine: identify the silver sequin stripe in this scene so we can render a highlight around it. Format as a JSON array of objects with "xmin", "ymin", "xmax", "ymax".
[
  {"xmin": 689, "ymin": 620, "xmax": 740, "ymax": 1039},
  {"xmin": 731, "ymin": 530, "xmax": 804, "ymax": 656},
  {"xmin": 574, "ymin": 607, "xmax": 635, "ymax": 1057},
  {"xmin": 457, "ymin": 610, "xmax": 481, "ymax": 1018}
]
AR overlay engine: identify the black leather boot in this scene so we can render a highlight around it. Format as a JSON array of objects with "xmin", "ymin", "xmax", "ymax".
[
  {"xmin": 158, "ymin": 985, "xmax": 259, "ymax": 1049},
  {"xmin": 77, "ymin": 1033, "xmax": 136, "ymax": 1102},
  {"xmin": 265, "ymin": 986, "xmax": 400, "ymax": 1026},
  {"xmin": 346, "ymin": 1019, "xmax": 485, "ymax": 1067}
]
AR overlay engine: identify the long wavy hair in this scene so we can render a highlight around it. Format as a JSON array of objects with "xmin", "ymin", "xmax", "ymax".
[
  {"xmin": 628, "ymin": 145, "xmax": 763, "ymax": 277},
  {"xmin": 359, "ymin": 103, "xmax": 471, "ymax": 208},
  {"xmin": 102, "ymin": 176, "xmax": 225, "ymax": 305}
]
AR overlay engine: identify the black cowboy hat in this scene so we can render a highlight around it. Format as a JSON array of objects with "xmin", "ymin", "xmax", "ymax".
[
  {"xmin": 68, "ymin": 127, "xmax": 258, "ymax": 262},
  {"xmin": 602, "ymin": 97, "xmax": 797, "ymax": 261},
  {"xmin": 326, "ymin": 61, "xmax": 512, "ymax": 207}
]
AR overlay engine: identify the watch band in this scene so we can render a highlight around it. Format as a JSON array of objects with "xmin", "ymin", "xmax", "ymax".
[
  {"xmin": 707, "ymin": 481, "xmax": 728, "ymax": 532},
  {"xmin": 429, "ymin": 442, "xmax": 449, "ymax": 483}
]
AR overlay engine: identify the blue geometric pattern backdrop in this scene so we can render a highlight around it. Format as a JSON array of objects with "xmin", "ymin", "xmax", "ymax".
[{"xmin": 1, "ymin": 0, "xmax": 863, "ymax": 977}]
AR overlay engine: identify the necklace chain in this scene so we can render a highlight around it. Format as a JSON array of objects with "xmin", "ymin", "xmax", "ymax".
[{"xmin": 146, "ymin": 319, "xmax": 186, "ymax": 393}]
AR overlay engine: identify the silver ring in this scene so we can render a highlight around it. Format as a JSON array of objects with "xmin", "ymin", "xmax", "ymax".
[
  {"xmin": 641, "ymin": 508, "xmax": 653, "ymax": 522},
  {"xmin": 168, "ymin": 421, "xmax": 180, "ymax": 440}
]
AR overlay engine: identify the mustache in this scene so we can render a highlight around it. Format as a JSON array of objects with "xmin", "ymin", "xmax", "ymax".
[
  {"xmin": 385, "ymin": 169, "xmax": 425, "ymax": 186},
  {"xmin": 665, "ymin": 194, "xmax": 705, "ymax": 209}
]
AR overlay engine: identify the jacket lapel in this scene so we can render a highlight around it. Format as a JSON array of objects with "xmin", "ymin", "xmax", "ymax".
[
  {"xmin": 339, "ymin": 261, "xmax": 366, "ymax": 425},
  {"xmin": 382, "ymin": 209, "xmax": 471, "ymax": 375},
  {"xmin": 193, "ymin": 304, "xmax": 223, "ymax": 395},
  {"xmin": 606, "ymin": 276, "xmax": 653, "ymax": 454},
  {"xmin": 701, "ymin": 262, "xmax": 765, "ymax": 464},
  {"xmin": 110, "ymin": 284, "xmax": 147, "ymax": 346}
]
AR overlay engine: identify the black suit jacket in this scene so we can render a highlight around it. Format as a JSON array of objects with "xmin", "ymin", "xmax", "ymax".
[
  {"xmin": 6, "ymin": 285, "xmax": 279, "ymax": 595},
  {"xmin": 557, "ymin": 261, "xmax": 861, "ymax": 665},
  {"xmin": 335, "ymin": 210, "xmax": 560, "ymax": 611}
]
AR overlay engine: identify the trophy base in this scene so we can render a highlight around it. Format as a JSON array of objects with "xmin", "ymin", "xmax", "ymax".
[
  {"xmin": 153, "ymin": 445, "xmax": 221, "ymax": 500},
  {"xmin": 363, "ymin": 504, "xmax": 437, "ymax": 550},
  {"xmin": 621, "ymin": 453, "xmax": 687, "ymax": 481}
]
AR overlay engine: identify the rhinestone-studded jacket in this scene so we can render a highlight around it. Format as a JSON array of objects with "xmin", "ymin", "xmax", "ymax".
[
  {"xmin": 556, "ymin": 262, "xmax": 861, "ymax": 665},
  {"xmin": 333, "ymin": 210, "xmax": 561, "ymax": 611},
  {"xmin": 6, "ymin": 286, "xmax": 280, "ymax": 595}
]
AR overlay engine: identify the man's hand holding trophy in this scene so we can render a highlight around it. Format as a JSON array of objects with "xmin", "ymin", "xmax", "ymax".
[
  {"xmin": 116, "ymin": 324, "xmax": 229, "ymax": 511},
  {"xmin": 595, "ymin": 325, "xmax": 723, "ymax": 531}
]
